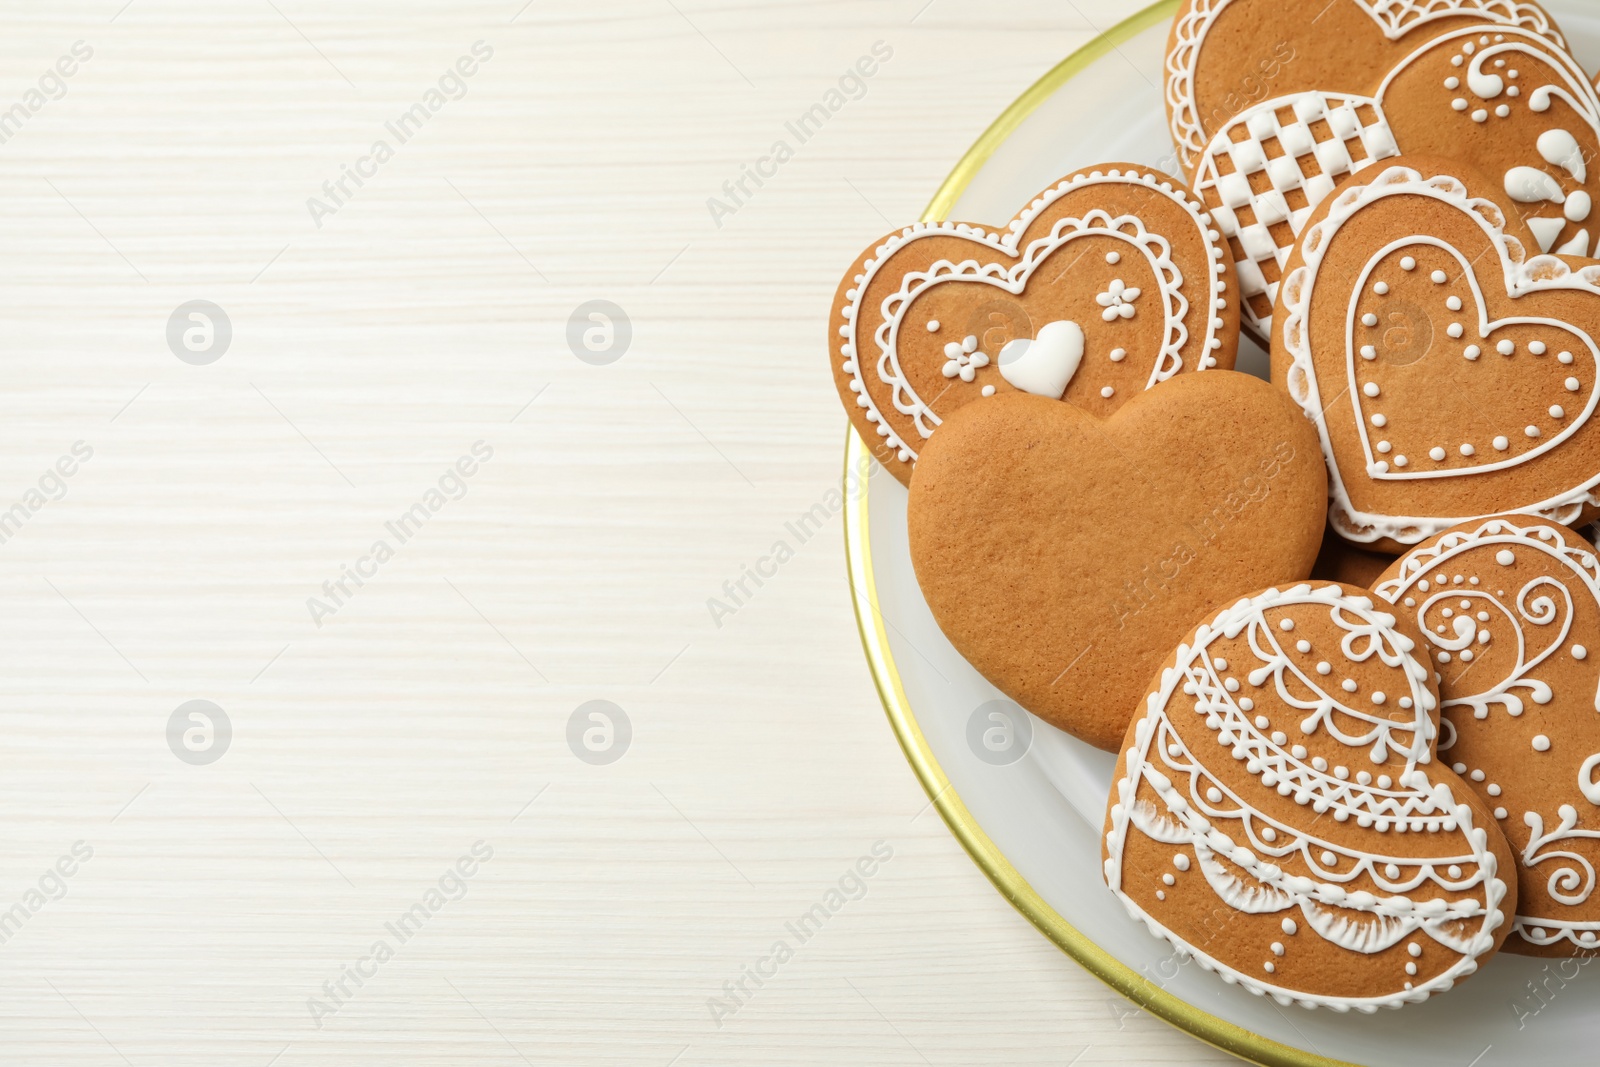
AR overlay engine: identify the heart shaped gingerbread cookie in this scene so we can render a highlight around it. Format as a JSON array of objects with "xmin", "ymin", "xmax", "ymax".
[
  {"xmin": 1374, "ymin": 516, "xmax": 1600, "ymax": 956},
  {"xmin": 1274, "ymin": 158, "xmax": 1600, "ymax": 551},
  {"xmin": 1167, "ymin": 1, "xmax": 1596, "ymax": 336},
  {"xmin": 1104, "ymin": 582, "xmax": 1517, "ymax": 1009},
  {"xmin": 908, "ymin": 371, "xmax": 1325, "ymax": 750},
  {"xmin": 832, "ymin": 165, "xmax": 1241, "ymax": 484}
]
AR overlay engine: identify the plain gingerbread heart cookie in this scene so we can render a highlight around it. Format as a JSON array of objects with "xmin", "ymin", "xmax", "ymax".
[
  {"xmin": 1166, "ymin": 0, "xmax": 1595, "ymax": 337},
  {"xmin": 907, "ymin": 371, "xmax": 1325, "ymax": 751},
  {"xmin": 831, "ymin": 164, "xmax": 1241, "ymax": 485},
  {"xmin": 1373, "ymin": 515, "xmax": 1600, "ymax": 956},
  {"xmin": 1103, "ymin": 583, "xmax": 1517, "ymax": 1010},
  {"xmin": 1273, "ymin": 157, "xmax": 1600, "ymax": 551}
]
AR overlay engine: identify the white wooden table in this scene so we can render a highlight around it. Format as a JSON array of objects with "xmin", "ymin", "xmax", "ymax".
[{"xmin": 0, "ymin": 1, "xmax": 1233, "ymax": 1063}]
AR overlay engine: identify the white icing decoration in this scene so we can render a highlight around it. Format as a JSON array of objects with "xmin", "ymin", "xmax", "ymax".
[
  {"xmin": 1505, "ymin": 166, "xmax": 1565, "ymax": 205},
  {"xmin": 1540, "ymin": 128, "xmax": 1588, "ymax": 182},
  {"xmin": 1374, "ymin": 518, "xmax": 1600, "ymax": 946},
  {"xmin": 997, "ymin": 320, "xmax": 1083, "ymax": 399},
  {"xmin": 1096, "ymin": 279, "xmax": 1141, "ymax": 321},
  {"xmin": 839, "ymin": 169, "xmax": 1229, "ymax": 467},
  {"xmin": 1279, "ymin": 166, "xmax": 1600, "ymax": 545},
  {"xmin": 1558, "ymin": 229, "xmax": 1592, "ymax": 257},
  {"xmin": 1567, "ymin": 191, "xmax": 1593, "ymax": 223}
]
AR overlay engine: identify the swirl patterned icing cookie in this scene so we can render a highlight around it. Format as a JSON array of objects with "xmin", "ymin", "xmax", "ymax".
[
  {"xmin": 1103, "ymin": 583, "xmax": 1516, "ymax": 1009},
  {"xmin": 908, "ymin": 371, "xmax": 1324, "ymax": 750},
  {"xmin": 1273, "ymin": 157, "xmax": 1600, "ymax": 551},
  {"xmin": 830, "ymin": 165, "xmax": 1240, "ymax": 485},
  {"xmin": 1374, "ymin": 516, "xmax": 1600, "ymax": 956},
  {"xmin": 1165, "ymin": 0, "xmax": 1593, "ymax": 338}
]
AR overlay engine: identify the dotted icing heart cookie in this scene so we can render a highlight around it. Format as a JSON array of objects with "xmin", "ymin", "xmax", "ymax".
[
  {"xmin": 1103, "ymin": 583, "xmax": 1516, "ymax": 1009},
  {"xmin": 1165, "ymin": 0, "xmax": 1595, "ymax": 337},
  {"xmin": 830, "ymin": 165, "xmax": 1241, "ymax": 484},
  {"xmin": 1274, "ymin": 158, "xmax": 1600, "ymax": 550},
  {"xmin": 1374, "ymin": 517, "xmax": 1600, "ymax": 956}
]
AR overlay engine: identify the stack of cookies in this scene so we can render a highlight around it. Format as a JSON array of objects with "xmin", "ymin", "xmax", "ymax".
[{"xmin": 827, "ymin": 0, "xmax": 1600, "ymax": 1012}]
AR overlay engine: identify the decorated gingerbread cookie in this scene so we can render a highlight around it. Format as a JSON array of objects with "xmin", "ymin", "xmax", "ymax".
[
  {"xmin": 908, "ymin": 371, "xmax": 1325, "ymax": 750},
  {"xmin": 1274, "ymin": 157, "xmax": 1600, "ymax": 551},
  {"xmin": 1166, "ymin": 0, "xmax": 1594, "ymax": 336},
  {"xmin": 1104, "ymin": 583, "xmax": 1516, "ymax": 1009},
  {"xmin": 1374, "ymin": 516, "xmax": 1600, "ymax": 956},
  {"xmin": 831, "ymin": 165, "xmax": 1241, "ymax": 484}
]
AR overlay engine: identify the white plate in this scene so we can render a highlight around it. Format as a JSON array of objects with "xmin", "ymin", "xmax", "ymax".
[{"xmin": 846, "ymin": 4, "xmax": 1600, "ymax": 1065}]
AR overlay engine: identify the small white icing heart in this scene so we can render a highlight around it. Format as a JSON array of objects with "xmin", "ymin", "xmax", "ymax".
[{"xmin": 998, "ymin": 320, "xmax": 1083, "ymax": 399}]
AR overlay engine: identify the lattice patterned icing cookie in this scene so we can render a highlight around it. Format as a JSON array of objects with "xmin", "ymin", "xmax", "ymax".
[
  {"xmin": 1273, "ymin": 158, "xmax": 1600, "ymax": 551},
  {"xmin": 1374, "ymin": 516, "xmax": 1600, "ymax": 956},
  {"xmin": 907, "ymin": 372, "xmax": 1324, "ymax": 751},
  {"xmin": 1165, "ymin": 0, "xmax": 1592, "ymax": 337},
  {"xmin": 1103, "ymin": 583, "xmax": 1516, "ymax": 1009},
  {"xmin": 830, "ymin": 165, "xmax": 1240, "ymax": 485}
]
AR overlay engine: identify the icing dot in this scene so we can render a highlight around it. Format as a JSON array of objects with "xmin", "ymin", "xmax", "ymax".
[
  {"xmin": 1394, "ymin": 455, "xmax": 1408, "ymax": 468},
  {"xmin": 1488, "ymin": 784, "xmax": 1502, "ymax": 797},
  {"xmin": 1526, "ymin": 425, "xmax": 1542, "ymax": 438},
  {"xmin": 1409, "ymin": 943, "xmax": 1423, "ymax": 957},
  {"xmin": 1224, "ymin": 678, "xmax": 1240, "ymax": 692},
  {"xmin": 1261, "ymin": 825, "xmax": 1279, "ymax": 841},
  {"xmin": 1446, "ymin": 868, "xmax": 1460, "ymax": 881},
  {"xmin": 1255, "ymin": 715, "xmax": 1270, "ymax": 729},
  {"xmin": 1464, "ymin": 345, "xmax": 1481, "ymax": 360},
  {"xmin": 1496, "ymin": 550, "xmax": 1515, "ymax": 566},
  {"xmin": 1531, "ymin": 341, "xmax": 1547, "ymax": 355},
  {"xmin": 1376, "ymin": 441, "xmax": 1392, "ymax": 454},
  {"xmin": 1498, "ymin": 340, "xmax": 1516, "ymax": 355},
  {"xmin": 1444, "ymin": 77, "xmax": 1460, "ymax": 90},
  {"xmin": 1156, "ymin": 890, "xmax": 1165, "ymax": 900},
  {"xmin": 1461, "ymin": 444, "xmax": 1475, "ymax": 456},
  {"xmin": 1271, "ymin": 942, "xmax": 1285, "ymax": 957},
  {"xmin": 1372, "ymin": 414, "xmax": 1388, "ymax": 428},
  {"xmin": 1534, "ymin": 735, "xmax": 1552, "ymax": 752},
  {"xmin": 1406, "ymin": 962, "xmax": 1418, "ymax": 976},
  {"xmin": 1291, "ymin": 744, "xmax": 1307, "ymax": 759},
  {"xmin": 1567, "ymin": 377, "xmax": 1582, "ymax": 392},
  {"xmin": 1472, "ymin": 109, "xmax": 1488, "ymax": 122},
  {"xmin": 1431, "ymin": 270, "xmax": 1448, "ymax": 284},
  {"xmin": 1162, "ymin": 873, "xmax": 1175, "ymax": 886},
  {"xmin": 1372, "ymin": 692, "xmax": 1387, "ymax": 704},
  {"xmin": 1363, "ymin": 383, "xmax": 1380, "ymax": 398},
  {"xmin": 1316, "ymin": 661, "xmax": 1331, "ymax": 675},
  {"xmin": 1495, "ymin": 807, "xmax": 1509, "ymax": 819},
  {"xmin": 1377, "ymin": 775, "xmax": 1391, "ymax": 789},
  {"xmin": 1279, "ymin": 619, "xmax": 1294, "ymax": 632},
  {"xmin": 1400, "ymin": 698, "xmax": 1412, "ymax": 709},
  {"xmin": 1429, "ymin": 447, "xmax": 1445, "ymax": 461},
  {"xmin": 1282, "ymin": 919, "xmax": 1297, "ymax": 935},
  {"xmin": 1493, "ymin": 436, "xmax": 1510, "ymax": 450},
  {"xmin": 982, "ymin": 385, "xmax": 996, "ymax": 397},
  {"xmin": 1206, "ymin": 787, "xmax": 1223, "ymax": 803},
  {"xmin": 1296, "ymin": 640, "xmax": 1311, "ymax": 653},
  {"xmin": 1452, "ymin": 762, "xmax": 1467, "ymax": 773},
  {"xmin": 1447, "ymin": 323, "xmax": 1464, "ymax": 339},
  {"xmin": 1373, "ymin": 281, "xmax": 1390, "ymax": 295},
  {"xmin": 927, "ymin": 320, "xmax": 940, "ymax": 332},
  {"xmin": 1341, "ymin": 679, "xmax": 1358, "ymax": 693},
  {"xmin": 1385, "ymin": 863, "xmax": 1401, "ymax": 878},
  {"xmin": 1173, "ymin": 854, "xmax": 1190, "ymax": 871},
  {"xmin": 1471, "ymin": 770, "xmax": 1485, "ymax": 782},
  {"xmin": 1109, "ymin": 348, "xmax": 1127, "ymax": 362},
  {"xmin": 1264, "ymin": 962, "xmax": 1275, "ymax": 973},
  {"xmin": 1101, "ymin": 386, "xmax": 1115, "ymax": 399},
  {"xmin": 1362, "ymin": 313, "xmax": 1379, "ymax": 327},
  {"xmin": 1496, "ymin": 105, "xmax": 1511, "ymax": 118},
  {"xmin": 1560, "ymin": 351, "xmax": 1575, "ymax": 364},
  {"xmin": 1360, "ymin": 345, "xmax": 1377, "ymax": 360},
  {"xmin": 1321, "ymin": 850, "xmax": 1337, "ymax": 865},
  {"xmin": 1447, "ymin": 296, "xmax": 1463, "ymax": 311},
  {"xmin": 1575, "ymin": 645, "xmax": 1588, "ymax": 660},
  {"xmin": 1214, "ymin": 658, "xmax": 1227, "ymax": 670},
  {"xmin": 1271, "ymin": 731, "xmax": 1287, "ymax": 745},
  {"xmin": 1401, "ymin": 257, "xmax": 1417, "ymax": 271},
  {"xmin": 1106, "ymin": 251, "xmax": 1121, "ymax": 264},
  {"xmin": 1239, "ymin": 698, "xmax": 1254, "ymax": 711},
  {"xmin": 1552, "ymin": 405, "xmax": 1566, "ymax": 419},
  {"xmin": 1334, "ymin": 767, "xmax": 1349, "ymax": 780},
  {"xmin": 1357, "ymin": 771, "xmax": 1372, "ymax": 786}
]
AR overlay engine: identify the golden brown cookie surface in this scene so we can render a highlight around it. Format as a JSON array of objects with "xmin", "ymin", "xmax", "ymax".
[
  {"xmin": 907, "ymin": 371, "xmax": 1324, "ymax": 750},
  {"xmin": 1104, "ymin": 582, "xmax": 1516, "ymax": 1009},
  {"xmin": 1374, "ymin": 516, "xmax": 1600, "ymax": 956},
  {"xmin": 1273, "ymin": 156, "xmax": 1600, "ymax": 551},
  {"xmin": 832, "ymin": 165, "xmax": 1240, "ymax": 485}
]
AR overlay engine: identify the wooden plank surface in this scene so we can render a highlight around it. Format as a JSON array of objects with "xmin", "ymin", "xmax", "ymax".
[{"xmin": 0, "ymin": 1, "xmax": 1234, "ymax": 1063}]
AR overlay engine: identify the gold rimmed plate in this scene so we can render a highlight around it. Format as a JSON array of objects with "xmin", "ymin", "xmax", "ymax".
[{"xmin": 843, "ymin": 4, "xmax": 1600, "ymax": 1064}]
